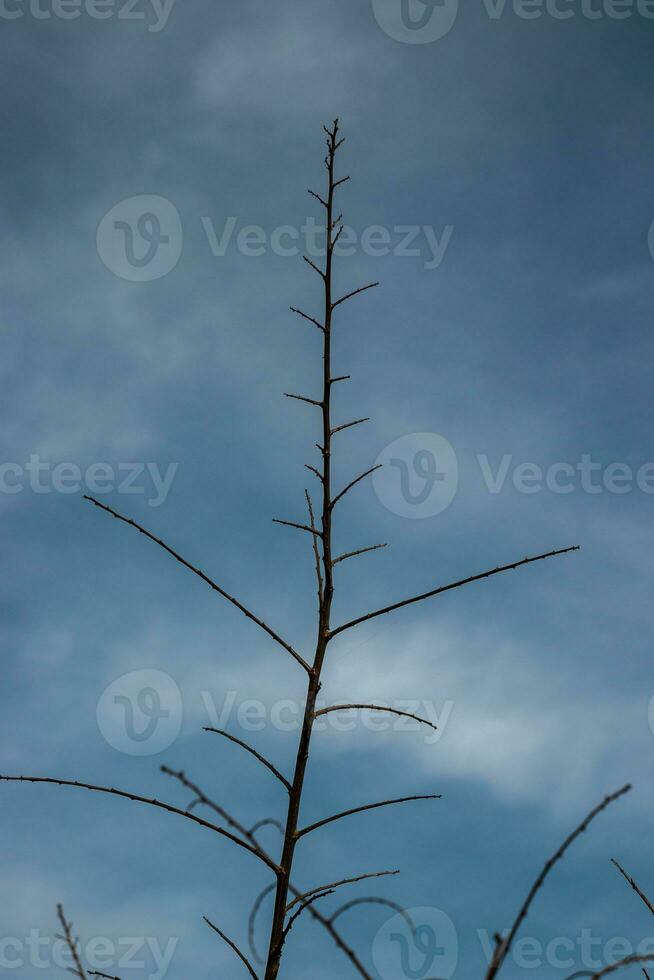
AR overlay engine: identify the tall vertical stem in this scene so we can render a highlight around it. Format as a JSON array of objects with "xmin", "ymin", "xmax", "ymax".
[{"xmin": 263, "ymin": 120, "xmax": 341, "ymax": 980}]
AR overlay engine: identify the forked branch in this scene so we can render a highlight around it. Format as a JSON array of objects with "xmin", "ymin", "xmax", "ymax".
[{"xmin": 286, "ymin": 870, "xmax": 400, "ymax": 911}]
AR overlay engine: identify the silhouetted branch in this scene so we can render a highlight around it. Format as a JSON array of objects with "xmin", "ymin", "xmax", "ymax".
[
  {"xmin": 160, "ymin": 766, "xmax": 261, "ymax": 843},
  {"xmin": 485, "ymin": 785, "xmax": 632, "ymax": 980},
  {"xmin": 333, "ymin": 543, "xmax": 387, "ymax": 565},
  {"xmin": 314, "ymin": 703, "xmax": 438, "ymax": 733},
  {"xmin": 331, "ymin": 417, "xmax": 370, "ymax": 436},
  {"xmin": 331, "ymin": 545, "xmax": 581, "ymax": 638},
  {"xmin": 303, "ymin": 255, "xmax": 325, "ymax": 279},
  {"xmin": 611, "ymin": 858, "xmax": 654, "ymax": 916},
  {"xmin": 296, "ymin": 793, "xmax": 441, "ymax": 839},
  {"xmin": 307, "ymin": 189, "xmax": 328, "ymax": 208},
  {"xmin": 1, "ymin": 775, "xmax": 278, "ymax": 872},
  {"xmin": 204, "ymin": 917, "xmax": 259, "ymax": 979},
  {"xmin": 203, "ymin": 729, "xmax": 291, "ymax": 792},
  {"xmin": 272, "ymin": 517, "xmax": 323, "ymax": 538},
  {"xmin": 284, "ymin": 392, "xmax": 323, "ymax": 408},
  {"xmin": 287, "ymin": 871, "xmax": 400, "ymax": 911},
  {"xmin": 283, "ymin": 890, "xmax": 335, "ymax": 938},
  {"xmin": 306, "ymin": 490, "xmax": 324, "ymax": 606},
  {"xmin": 290, "ymin": 306, "xmax": 324, "ymax": 332},
  {"xmin": 56, "ymin": 905, "xmax": 87, "ymax": 980},
  {"xmin": 332, "ymin": 282, "xmax": 379, "ymax": 309},
  {"xmin": 331, "ymin": 465, "xmax": 383, "ymax": 509},
  {"xmin": 83, "ymin": 496, "xmax": 310, "ymax": 673},
  {"xmin": 566, "ymin": 956, "xmax": 654, "ymax": 978}
]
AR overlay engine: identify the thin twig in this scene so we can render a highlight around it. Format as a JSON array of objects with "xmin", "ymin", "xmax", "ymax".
[
  {"xmin": 307, "ymin": 189, "xmax": 328, "ymax": 208},
  {"xmin": 333, "ymin": 544, "xmax": 387, "ymax": 566},
  {"xmin": 290, "ymin": 306, "xmax": 324, "ymax": 332},
  {"xmin": 485, "ymin": 785, "xmax": 632, "ymax": 980},
  {"xmin": 332, "ymin": 282, "xmax": 379, "ymax": 309},
  {"xmin": 203, "ymin": 729, "xmax": 291, "ymax": 792},
  {"xmin": 306, "ymin": 490, "xmax": 324, "ymax": 606},
  {"xmin": 331, "ymin": 418, "xmax": 370, "ymax": 436},
  {"xmin": 303, "ymin": 255, "xmax": 325, "ymax": 279},
  {"xmin": 565, "ymin": 956, "xmax": 654, "ymax": 979},
  {"xmin": 296, "ymin": 794, "xmax": 441, "ymax": 839},
  {"xmin": 287, "ymin": 871, "xmax": 400, "ymax": 911},
  {"xmin": 284, "ymin": 392, "xmax": 323, "ymax": 408},
  {"xmin": 611, "ymin": 858, "xmax": 654, "ymax": 916},
  {"xmin": 314, "ymin": 703, "xmax": 438, "ymax": 733},
  {"xmin": 1, "ymin": 775, "xmax": 278, "ymax": 872},
  {"xmin": 283, "ymin": 890, "xmax": 335, "ymax": 938},
  {"xmin": 331, "ymin": 545, "xmax": 581, "ymax": 638},
  {"xmin": 272, "ymin": 518, "xmax": 323, "ymax": 538},
  {"xmin": 56, "ymin": 905, "xmax": 88, "ymax": 980},
  {"xmin": 331, "ymin": 465, "xmax": 383, "ymax": 509},
  {"xmin": 204, "ymin": 917, "xmax": 259, "ymax": 979},
  {"xmin": 83, "ymin": 496, "xmax": 310, "ymax": 673}
]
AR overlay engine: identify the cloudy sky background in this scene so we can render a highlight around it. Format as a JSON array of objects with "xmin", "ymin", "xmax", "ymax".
[{"xmin": 1, "ymin": 1, "xmax": 654, "ymax": 977}]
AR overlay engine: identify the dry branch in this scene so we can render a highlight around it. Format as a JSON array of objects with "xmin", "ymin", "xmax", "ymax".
[
  {"xmin": 296, "ymin": 793, "xmax": 441, "ymax": 839},
  {"xmin": 203, "ymin": 728, "xmax": 291, "ymax": 792}
]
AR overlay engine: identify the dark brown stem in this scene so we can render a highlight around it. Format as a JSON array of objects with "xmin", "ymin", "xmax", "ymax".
[{"xmin": 204, "ymin": 917, "xmax": 259, "ymax": 979}]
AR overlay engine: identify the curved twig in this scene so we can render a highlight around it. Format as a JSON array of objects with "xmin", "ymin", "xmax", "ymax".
[
  {"xmin": 611, "ymin": 858, "xmax": 654, "ymax": 916},
  {"xmin": 297, "ymin": 794, "xmax": 441, "ymax": 839},
  {"xmin": 566, "ymin": 956, "xmax": 654, "ymax": 979},
  {"xmin": 203, "ymin": 728, "xmax": 291, "ymax": 793},
  {"xmin": 331, "ymin": 465, "xmax": 382, "ymax": 509},
  {"xmin": 329, "ymin": 897, "xmax": 416, "ymax": 932},
  {"xmin": 314, "ymin": 703, "xmax": 438, "ymax": 733},
  {"xmin": 287, "ymin": 871, "xmax": 400, "ymax": 912},
  {"xmin": 1, "ymin": 775, "xmax": 278, "ymax": 873}
]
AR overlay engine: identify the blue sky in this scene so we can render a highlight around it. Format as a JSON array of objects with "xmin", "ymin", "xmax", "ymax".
[{"xmin": 1, "ymin": 1, "xmax": 654, "ymax": 978}]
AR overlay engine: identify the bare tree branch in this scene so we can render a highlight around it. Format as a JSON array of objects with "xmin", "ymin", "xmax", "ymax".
[
  {"xmin": 307, "ymin": 189, "xmax": 328, "ymax": 208},
  {"xmin": 1, "ymin": 775, "xmax": 279, "ymax": 873},
  {"xmin": 57, "ymin": 905, "xmax": 88, "ymax": 980},
  {"xmin": 89, "ymin": 973, "xmax": 122, "ymax": 979},
  {"xmin": 331, "ymin": 417, "xmax": 370, "ymax": 436},
  {"xmin": 334, "ymin": 176, "xmax": 351, "ymax": 189},
  {"xmin": 333, "ymin": 544, "xmax": 387, "ymax": 566},
  {"xmin": 332, "ymin": 282, "xmax": 379, "ymax": 309},
  {"xmin": 287, "ymin": 871, "xmax": 400, "ymax": 911},
  {"xmin": 611, "ymin": 858, "xmax": 654, "ymax": 916},
  {"xmin": 296, "ymin": 794, "xmax": 441, "ymax": 839},
  {"xmin": 331, "ymin": 545, "xmax": 581, "ymax": 638},
  {"xmin": 565, "ymin": 956, "xmax": 654, "ymax": 979},
  {"xmin": 303, "ymin": 255, "xmax": 325, "ymax": 279},
  {"xmin": 83, "ymin": 496, "xmax": 310, "ymax": 673},
  {"xmin": 204, "ymin": 917, "xmax": 259, "ymax": 980},
  {"xmin": 289, "ymin": 306, "xmax": 324, "ymax": 332},
  {"xmin": 331, "ymin": 465, "xmax": 382, "ymax": 509},
  {"xmin": 160, "ymin": 766, "xmax": 267, "ymax": 846},
  {"xmin": 306, "ymin": 490, "xmax": 324, "ymax": 606},
  {"xmin": 314, "ymin": 703, "xmax": 438, "ymax": 733},
  {"xmin": 203, "ymin": 729, "xmax": 291, "ymax": 792},
  {"xmin": 484, "ymin": 785, "xmax": 632, "ymax": 980},
  {"xmin": 283, "ymin": 890, "xmax": 335, "ymax": 938},
  {"xmin": 304, "ymin": 464, "xmax": 324, "ymax": 484},
  {"xmin": 272, "ymin": 517, "xmax": 323, "ymax": 538},
  {"xmin": 284, "ymin": 392, "xmax": 323, "ymax": 408}
]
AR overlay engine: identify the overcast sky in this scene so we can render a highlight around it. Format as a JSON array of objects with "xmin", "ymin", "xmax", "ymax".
[{"xmin": 1, "ymin": 1, "xmax": 654, "ymax": 978}]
